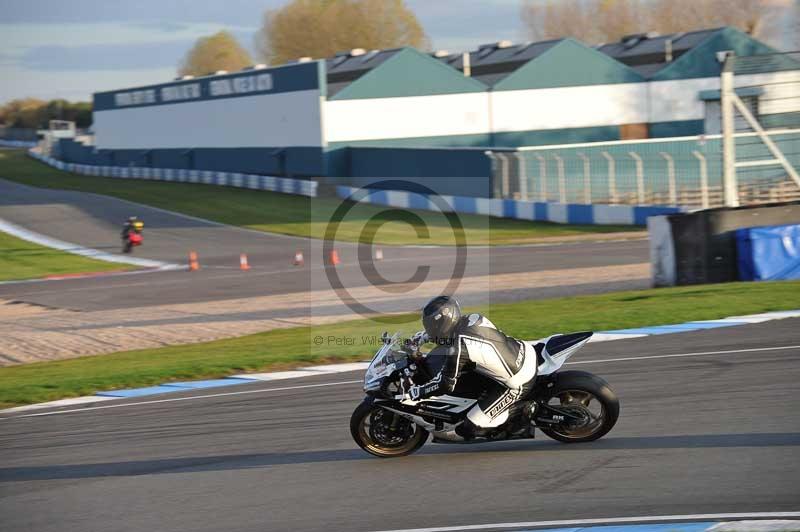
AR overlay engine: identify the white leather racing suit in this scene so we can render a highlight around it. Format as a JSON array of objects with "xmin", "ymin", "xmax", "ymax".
[{"xmin": 410, "ymin": 313, "xmax": 538, "ymax": 428}]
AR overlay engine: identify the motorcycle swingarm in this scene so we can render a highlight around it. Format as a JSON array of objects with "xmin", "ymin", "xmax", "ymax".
[{"xmin": 531, "ymin": 402, "xmax": 585, "ymax": 426}]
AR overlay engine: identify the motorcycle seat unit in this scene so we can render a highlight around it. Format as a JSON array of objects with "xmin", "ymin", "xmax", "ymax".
[{"xmin": 545, "ymin": 332, "xmax": 593, "ymax": 356}]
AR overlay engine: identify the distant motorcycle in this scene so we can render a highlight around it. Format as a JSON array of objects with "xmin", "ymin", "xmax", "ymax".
[
  {"xmin": 351, "ymin": 331, "xmax": 620, "ymax": 457},
  {"xmin": 122, "ymin": 219, "xmax": 144, "ymax": 253}
]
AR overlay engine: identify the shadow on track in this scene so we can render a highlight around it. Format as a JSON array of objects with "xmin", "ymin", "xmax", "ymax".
[{"xmin": 2, "ymin": 432, "xmax": 799, "ymax": 482}]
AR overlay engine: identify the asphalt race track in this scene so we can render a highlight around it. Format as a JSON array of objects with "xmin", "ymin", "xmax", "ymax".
[
  {"xmin": 2, "ymin": 319, "xmax": 798, "ymax": 532},
  {"xmin": 0, "ymin": 178, "xmax": 649, "ymax": 311}
]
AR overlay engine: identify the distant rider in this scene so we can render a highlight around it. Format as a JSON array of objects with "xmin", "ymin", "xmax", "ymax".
[
  {"xmin": 121, "ymin": 216, "xmax": 144, "ymax": 252},
  {"xmin": 404, "ymin": 296, "xmax": 538, "ymax": 440},
  {"xmin": 121, "ymin": 216, "xmax": 143, "ymax": 240}
]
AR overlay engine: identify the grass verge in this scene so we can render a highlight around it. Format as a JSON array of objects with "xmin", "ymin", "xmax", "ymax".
[
  {"xmin": 0, "ymin": 230, "xmax": 128, "ymax": 282},
  {"xmin": 1, "ymin": 280, "xmax": 798, "ymax": 408},
  {"xmin": 0, "ymin": 149, "xmax": 636, "ymax": 245}
]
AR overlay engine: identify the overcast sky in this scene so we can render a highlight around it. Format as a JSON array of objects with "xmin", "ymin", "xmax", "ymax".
[{"xmin": 0, "ymin": 0, "xmax": 796, "ymax": 104}]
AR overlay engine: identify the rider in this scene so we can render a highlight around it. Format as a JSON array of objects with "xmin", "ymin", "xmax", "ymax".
[
  {"xmin": 406, "ymin": 295, "xmax": 538, "ymax": 440},
  {"xmin": 121, "ymin": 216, "xmax": 143, "ymax": 239}
]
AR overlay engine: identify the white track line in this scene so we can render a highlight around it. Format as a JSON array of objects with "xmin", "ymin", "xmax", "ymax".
[
  {"xmin": 370, "ymin": 513, "xmax": 800, "ymax": 532},
  {"xmin": 0, "ymin": 380, "xmax": 361, "ymax": 419},
  {"xmin": 2, "ymin": 344, "xmax": 799, "ymax": 419},
  {"xmin": 567, "ymin": 345, "xmax": 800, "ymax": 366}
]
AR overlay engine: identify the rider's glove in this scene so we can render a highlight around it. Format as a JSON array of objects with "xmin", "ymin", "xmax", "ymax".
[{"xmin": 411, "ymin": 331, "xmax": 428, "ymax": 345}]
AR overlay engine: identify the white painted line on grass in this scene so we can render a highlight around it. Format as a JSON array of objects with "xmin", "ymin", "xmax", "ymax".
[
  {"xmin": 0, "ymin": 217, "xmax": 179, "ymax": 269},
  {"xmin": 369, "ymin": 512, "xmax": 800, "ymax": 532},
  {"xmin": 0, "ymin": 395, "xmax": 117, "ymax": 413}
]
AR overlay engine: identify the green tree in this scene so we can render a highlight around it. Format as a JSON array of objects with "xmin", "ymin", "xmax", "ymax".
[
  {"xmin": 178, "ymin": 30, "xmax": 253, "ymax": 77},
  {"xmin": 255, "ymin": 0, "xmax": 428, "ymax": 66},
  {"xmin": 0, "ymin": 99, "xmax": 47, "ymax": 129},
  {"xmin": 0, "ymin": 99, "xmax": 93, "ymax": 130}
]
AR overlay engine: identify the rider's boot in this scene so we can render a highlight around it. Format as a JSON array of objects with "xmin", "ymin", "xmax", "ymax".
[{"xmin": 455, "ymin": 419, "xmax": 490, "ymax": 440}]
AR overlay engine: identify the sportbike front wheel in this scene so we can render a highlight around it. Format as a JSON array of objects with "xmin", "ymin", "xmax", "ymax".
[
  {"xmin": 538, "ymin": 370, "xmax": 620, "ymax": 443},
  {"xmin": 350, "ymin": 399, "xmax": 428, "ymax": 458}
]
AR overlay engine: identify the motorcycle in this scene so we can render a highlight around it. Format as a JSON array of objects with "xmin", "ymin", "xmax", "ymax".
[
  {"xmin": 122, "ymin": 232, "xmax": 143, "ymax": 253},
  {"xmin": 350, "ymin": 331, "xmax": 619, "ymax": 458},
  {"xmin": 122, "ymin": 221, "xmax": 144, "ymax": 253}
]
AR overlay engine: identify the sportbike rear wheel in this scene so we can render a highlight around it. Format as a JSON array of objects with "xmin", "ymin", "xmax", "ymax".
[
  {"xmin": 538, "ymin": 370, "xmax": 619, "ymax": 443},
  {"xmin": 350, "ymin": 399, "xmax": 428, "ymax": 458}
]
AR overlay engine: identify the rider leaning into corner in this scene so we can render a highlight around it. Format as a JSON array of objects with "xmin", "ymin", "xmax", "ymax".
[{"xmin": 402, "ymin": 295, "xmax": 538, "ymax": 440}]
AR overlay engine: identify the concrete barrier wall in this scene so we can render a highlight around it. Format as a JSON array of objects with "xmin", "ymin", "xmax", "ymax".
[
  {"xmin": 28, "ymin": 150, "xmax": 318, "ymax": 197},
  {"xmin": 336, "ymin": 185, "xmax": 682, "ymax": 225}
]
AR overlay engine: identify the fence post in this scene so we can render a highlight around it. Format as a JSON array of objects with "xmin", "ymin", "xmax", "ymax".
[
  {"xmin": 484, "ymin": 150, "xmax": 500, "ymax": 198},
  {"xmin": 498, "ymin": 153, "xmax": 511, "ymax": 198},
  {"xmin": 692, "ymin": 150, "xmax": 710, "ymax": 209},
  {"xmin": 659, "ymin": 152, "xmax": 677, "ymax": 207},
  {"xmin": 515, "ymin": 152, "xmax": 528, "ymax": 200},
  {"xmin": 553, "ymin": 154, "xmax": 566, "ymax": 203},
  {"xmin": 601, "ymin": 151, "xmax": 617, "ymax": 204},
  {"xmin": 628, "ymin": 152, "xmax": 645, "ymax": 205},
  {"xmin": 534, "ymin": 154, "xmax": 547, "ymax": 201},
  {"xmin": 721, "ymin": 53, "xmax": 740, "ymax": 207},
  {"xmin": 577, "ymin": 153, "xmax": 591, "ymax": 204}
]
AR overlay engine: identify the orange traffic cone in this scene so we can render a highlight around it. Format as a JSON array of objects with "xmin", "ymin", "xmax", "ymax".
[
  {"xmin": 189, "ymin": 251, "xmax": 199, "ymax": 271},
  {"xmin": 375, "ymin": 248, "xmax": 384, "ymax": 261},
  {"xmin": 239, "ymin": 253, "xmax": 250, "ymax": 271},
  {"xmin": 293, "ymin": 250, "xmax": 304, "ymax": 266},
  {"xmin": 329, "ymin": 249, "xmax": 341, "ymax": 266}
]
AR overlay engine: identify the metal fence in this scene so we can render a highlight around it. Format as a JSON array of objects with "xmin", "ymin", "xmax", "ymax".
[
  {"xmin": 489, "ymin": 51, "xmax": 800, "ymax": 210},
  {"xmin": 489, "ymin": 129, "xmax": 800, "ymax": 209}
]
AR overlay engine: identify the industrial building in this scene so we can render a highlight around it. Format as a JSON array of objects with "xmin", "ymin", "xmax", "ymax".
[{"xmin": 50, "ymin": 26, "xmax": 799, "ymax": 198}]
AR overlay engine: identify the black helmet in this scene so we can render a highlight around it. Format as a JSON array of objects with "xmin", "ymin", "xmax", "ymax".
[{"xmin": 422, "ymin": 296, "xmax": 461, "ymax": 341}]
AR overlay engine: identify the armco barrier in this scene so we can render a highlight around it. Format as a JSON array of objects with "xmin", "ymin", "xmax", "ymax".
[
  {"xmin": 336, "ymin": 185, "xmax": 682, "ymax": 226},
  {"xmin": 28, "ymin": 151, "xmax": 318, "ymax": 197}
]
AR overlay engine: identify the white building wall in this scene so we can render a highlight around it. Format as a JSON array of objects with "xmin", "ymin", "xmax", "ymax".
[
  {"xmin": 491, "ymin": 83, "xmax": 649, "ymax": 132},
  {"xmin": 324, "ymin": 92, "xmax": 490, "ymax": 143},
  {"xmin": 94, "ymin": 89, "xmax": 324, "ymax": 150}
]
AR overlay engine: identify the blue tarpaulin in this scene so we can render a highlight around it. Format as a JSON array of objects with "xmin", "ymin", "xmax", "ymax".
[{"xmin": 736, "ymin": 223, "xmax": 800, "ymax": 281}]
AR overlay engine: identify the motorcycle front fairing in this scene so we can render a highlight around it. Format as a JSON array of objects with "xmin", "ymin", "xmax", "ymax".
[{"xmin": 363, "ymin": 336, "xmax": 409, "ymax": 396}]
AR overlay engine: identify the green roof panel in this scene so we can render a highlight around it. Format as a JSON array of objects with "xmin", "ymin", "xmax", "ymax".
[
  {"xmin": 494, "ymin": 38, "xmax": 645, "ymax": 91},
  {"xmin": 330, "ymin": 47, "xmax": 487, "ymax": 100},
  {"xmin": 652, "ymin": 27, "xmax": 782, "ymax": 81}
]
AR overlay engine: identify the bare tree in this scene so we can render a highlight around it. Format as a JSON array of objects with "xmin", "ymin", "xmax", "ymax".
[
  {"xmin": 521, "ymin": 0, "xmax": 782, "ymax": 45},
  {"xmin": 648, "ymin": 0, "xmax": 774, "ymax": 38},
  {"xmin": 178, "ymin": 31, "xmax": 253, "ymax": 77},
  {"xmin": 255, "ymin": 0, "xmax": 428, "ymax": 66},
  {"xmin": 521, "ymin": 0, "xmax": 647, "ymax": 44}
]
